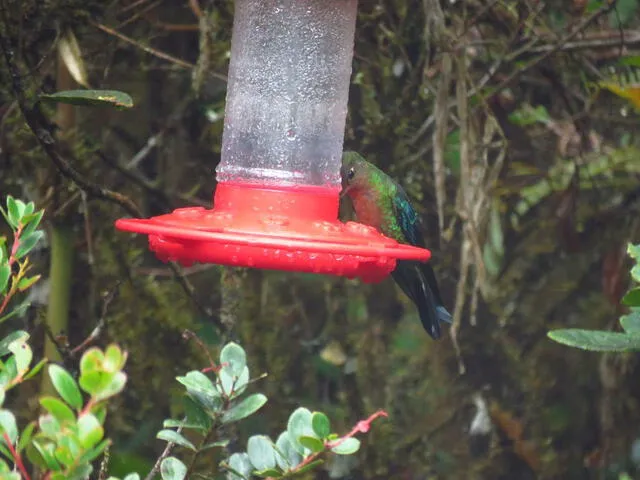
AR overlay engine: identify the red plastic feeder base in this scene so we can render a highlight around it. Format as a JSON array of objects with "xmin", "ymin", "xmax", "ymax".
[{"xmin": 115, "ymin": 182, "xmax": 431, "ymax": 283}]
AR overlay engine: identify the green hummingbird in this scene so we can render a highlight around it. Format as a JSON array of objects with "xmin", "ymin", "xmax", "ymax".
[{"xmin": 340, "ymin": 151, "xmax": 452, "ymax": 339}]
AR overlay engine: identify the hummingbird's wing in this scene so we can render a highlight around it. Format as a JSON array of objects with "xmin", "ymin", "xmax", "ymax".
[
  {"xmin": 391, "ymin": 185, "xmax": 425, "ymax": 248},
  {"xmin": 391, "ymin": 184, "xmax": 451, "ymax": 322}
]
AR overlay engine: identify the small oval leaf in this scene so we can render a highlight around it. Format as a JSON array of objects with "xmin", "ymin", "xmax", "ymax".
[
  {"xmin": 311, "ymin": 412, "xmax": 331, "ymax": 439},
  {"xmin": 330, "ymin": 437, "xmax": 361, "ymax": 455},
  {"xmin": 160, "ymin": 456, "xmax": 187, "ymax": 480},
  {"xmin": 547, "ymin": 329, "xmax": 640, "ymax": 352},
  {"xmin": 222, "ymin": 393, "xmax": 267, "ymax": 424},
  {"xmin": 220, "ymin": 342, "xmax": 247, "ymax": 377},
  {"xmin": 40, "ymin": 90, "xmax": 133, "ymax": 110},
  {"xmin": 298, "ymin": 435, "xmax": 324, "ymax": 453},
  {"xmin": 48, "ymin": 365, "xmax": 83, "ymax": 409},
  {"xmin": 156, "ymin": 429, "xmax": 196, "ymax": 451},
  {"xmin": 247, "ymin": 435, "xmax": 276, "ymax": 472}
]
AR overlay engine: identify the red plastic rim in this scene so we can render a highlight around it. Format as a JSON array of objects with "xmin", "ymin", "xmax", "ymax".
[{"xmin": 115, "ymin": 182, "xmax": 431, "ymax": 283}]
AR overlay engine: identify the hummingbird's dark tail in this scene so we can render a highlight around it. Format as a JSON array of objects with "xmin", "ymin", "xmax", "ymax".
[{"xmin": 392, "ymin": 261, "xmax": 451, "ymax": 340}]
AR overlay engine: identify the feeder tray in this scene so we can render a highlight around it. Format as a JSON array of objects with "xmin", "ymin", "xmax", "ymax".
[{"xmin": 115, "ymin": 182, "xmax": 430, "ymax": 283}]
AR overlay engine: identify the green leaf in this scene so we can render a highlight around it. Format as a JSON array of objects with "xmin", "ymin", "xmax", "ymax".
[
  {"xmin": 226, "ymin": 452, "xmax": 252, "ymax": 480},
  {"xmin": 0, "ymin": 331, "xmax": 29, "ymax": 356},
  {"xmin": 330, "ymin": 437, "xmax": 361, "ymax": 455},
  {"xmin": 298, "ymin": 436, "xmax": 324, "ymax": 453},
  {"xmin": 0, "ymin": 264, "xmax": 9, "ymax": 294},
  {"xmin": 220, "ymin": 342, "xmax": 247, "ymax": 377},
  {"xmin": 21, "ymin": 210, "xmax": 44, "ymax": 239},
  {"xmin": 94, "ymin": 371, "xmax": 127, "ymax": 401},
  {"xmin": 17, "ymin": 421, "xmax": 36, "ymax": 452},
  {"xmin": 15, "ymin": 230, "xmax": 44, "ymax": 259},
  {"xmin": 9, "ymin": 339, "xmax": 32, "ymax": 374},
  {"xmin": 160, "ymin": 456, "xmax": 187, "ymax": 480},
  {"xmin": 247, "ymin": 435, "xmax": 276, "ymax": 472},
  {"xmin": 80, "ymin": 348, "xmax": 104, "ymax": 374},
  {"xmin": 547, "ymin": 329, "xmax": 640, "ymax": 352},
  {"xmin": 222, "ymin": 393, "xmax": 267, "ymax": 424},
  {"xmin": 24, "ymin": 358, "xmax": 47, "ymax": 381},
  {"xmin": 156, "ymin": 429, "xmax": 196, "ymax": 451},
  {"xmin": 6, "ymin": 197, "xmax": 22, "ymax": 229},
  {"xmin": 274, "ymin": 432, "xmax": 301, "ymax": 471},
  {"xmin": 622, "ymin": 288, "xmax": 640, "ymax": 307},
  {"xmin": 17, "ymin": 274, "xmax": 41, "ymax": 292},
  {"xmin": 162, "ymin": 418, "xmax": 207, "ymax": 431},
  {"xmin": 177, "ymin": 371, "xmax": 221, "ymax": 412},
  {"xmin": 0, "ymin": 410, "xmax": 18, "ymax": 444},
  {"xmin": 183, "ymin": 396, "xmax": 212, "ymax": 430},
  {"xmin": 311, "ymin": 412, "xmax": 331, "ymax": 439},
  {"xmin": 620, "ymin": 311, "xmax": 640, "ymax": 334},
  {"xmin": 104, "ymin": 344, "xmax": 126, "ymax": 372},
  {"xmin": 54, "ymin": 437, "xmax": 76, "ymax": 467},
  {"xmin": 628, "ymin": 243, "xmax": 640, "ymax": 261},
  {"xmin": 40, "ymin": 90, "xmax": 134, "ymax": 110},
  {"xmin": 286, "ymin": 407, "xmax": 315, "ymax": 455},
  {"xmin": 48, "ymin": 364, "xmax": 83, "ymax": 409},
  {"xmin": 77, "ymin": 413, "xmax": 104, "ymax": 449},
  {"xmin": 30, "ymin": 438, "xmax": 61, "ymax": 470},
  {"xmin": 38, "ymin": 414, "xmax": 61, "ymax": 437},
  {"xmin": 78, "ymin": 438, "xmax": 110, "ymax": 464},
  {"xmin": 40, "ymin": 397, "xmax": 75, "ymax": 424}
]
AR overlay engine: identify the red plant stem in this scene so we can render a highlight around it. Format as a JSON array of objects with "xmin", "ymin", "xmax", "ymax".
[{"xmin": 3, "ymin": 432, "xmax": 30, "ymax": 480}]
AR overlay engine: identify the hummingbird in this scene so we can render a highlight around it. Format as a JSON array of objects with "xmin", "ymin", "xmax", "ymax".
[{"xmin": 340, "ymin": 151, "xmax": 452, "ymax": 339}]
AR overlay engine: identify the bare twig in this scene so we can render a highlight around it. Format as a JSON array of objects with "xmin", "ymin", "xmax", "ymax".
[
  {"xmin": 432, "ymin": 53, "xmax": 451, "ymax": 241},
  {"xmin": 488, "ymin": 1, "xmax": 617, "ymax": 96},
  {"xmin": 70, "ymin": 282, "xmax": 121, "ymax": 356},
  {"xmin": 91, "ymin": 21, "xmax": 196, "ymax": 71}
]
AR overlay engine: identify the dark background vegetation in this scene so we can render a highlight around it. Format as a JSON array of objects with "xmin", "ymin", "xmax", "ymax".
[{"xmin": 2, "ymin": 0, "xmax": 640, "ymax": 478}]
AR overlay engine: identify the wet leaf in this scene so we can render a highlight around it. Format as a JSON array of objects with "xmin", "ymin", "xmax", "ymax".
[
  {"xmin": 220, "ymin": 342, "xmax": 247, "ymax": 377},
  {"xmin": 330, "ymin": 438, "xmax": 360, "ymax": 455},
  {"xmin": 311, "ymin": 412, "xmax": 331, "ymax": 439},
  {"xmin": 548, "ymin": 329, "xmax": 640, "ymax": 352},
  {"xmin": 160, "ymin": 456, "xmax": 186, "ymax": 480},
  {"xmin": 274, "ymin": 431, "xmax": 301, "ymax": 471},
  {"xmin": 226, "ymin": 452, "xmax": 252, "ymax": 479},
  {"xmin": 247, "ymin": 435, "xmax": 276, "ymax": 471},
  {"xmin": 48, "ymin": 364, "xmax": 83, "ymax": 409},
  {"xmin": 156, "ymin": 429, "xmax": 196, "ymax": 451},
  {"xmin": 0, "ymin": 264, "xmax": 10, "ymax": 294},
  {"xmin": 41, "ymin": 90, "xmax": 134, "ymax": 110},
  {"xmin": 286, "ymin": 407, "xmax": 314, "ymax": 455},
  {"xmin": 39, "ymin": 397, "xmax": 75, "ymax": 424},
  {"xmin": 0, "ymin": 410, "xmax": 18, "ymax": 444},
  {"xmin": 222, "ymin": 393, "xmax": 267, "ymax": 424},
  {"xmin": 298, "ymin": 435, "xmax": 324, "ymax": 453},
  {"xmin": 622, "ymin": 288, "xmax": 640, "ymax": 307},
  {"xmin": 620, "ymin": 311, "xmax": 640, "ymax": 334}
]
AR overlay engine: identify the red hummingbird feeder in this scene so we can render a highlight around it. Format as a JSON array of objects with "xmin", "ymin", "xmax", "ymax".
[{"xmin": 115, "ymin": 0, "xmax": 430, "ymax": 283}]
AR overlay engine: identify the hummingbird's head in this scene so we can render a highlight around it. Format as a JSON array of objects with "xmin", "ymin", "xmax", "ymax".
[{"xmin": 340, "ymin": 151, "xmax": 369, "ymax": 198}]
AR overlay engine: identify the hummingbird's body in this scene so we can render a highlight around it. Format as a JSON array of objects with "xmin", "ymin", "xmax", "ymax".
[{"xmin": 341, "ymin": 151, "xmax": 452, "ymax": 339}]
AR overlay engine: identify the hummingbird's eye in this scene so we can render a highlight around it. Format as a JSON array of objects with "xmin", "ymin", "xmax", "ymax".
[{"xmin": 347, "ymin": 167, "xmax": 355, "ymax": 181}]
